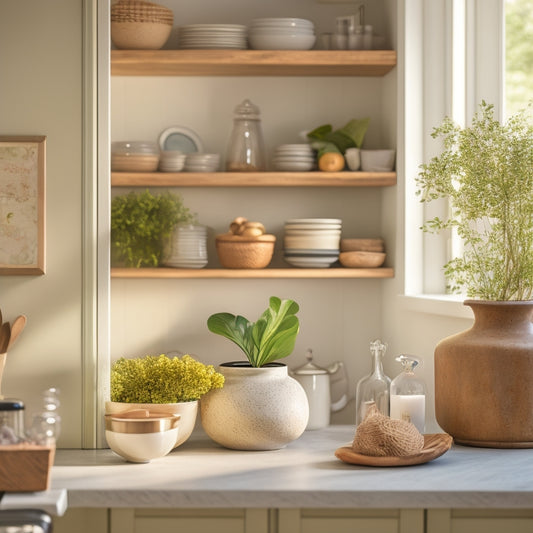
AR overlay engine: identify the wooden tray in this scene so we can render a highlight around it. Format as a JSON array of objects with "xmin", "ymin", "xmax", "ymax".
[
  {"xmin": 0, "ymin": 444, "xmax": 55, "ymax": 491},
  {"xmin": 335, "ymin": 433, "xmax": 453, "ymax": 467}
]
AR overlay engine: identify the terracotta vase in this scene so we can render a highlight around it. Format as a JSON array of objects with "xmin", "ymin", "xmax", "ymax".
[
  {"xmin": 435, "ymin": 300, "xmax": 533, "ymax": 448},
  {"xmin": 200, "ymin": 362, "xmax": 309, "ymax": 451}
]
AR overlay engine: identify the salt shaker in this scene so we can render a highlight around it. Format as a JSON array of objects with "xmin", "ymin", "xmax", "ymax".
[{"xmin": 390, "ymin": 355, "xmax": 426, "ymax": 433}]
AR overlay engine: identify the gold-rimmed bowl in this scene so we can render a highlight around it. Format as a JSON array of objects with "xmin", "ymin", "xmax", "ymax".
[{"xmin": 105, "ymin": 410, "xmax": 180, "ymax": 463}]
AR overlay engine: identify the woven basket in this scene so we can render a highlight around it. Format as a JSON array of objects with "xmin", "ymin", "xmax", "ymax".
[{"xmin": 111, "ymin": 0, "xmax": 173, "ymax": 25}]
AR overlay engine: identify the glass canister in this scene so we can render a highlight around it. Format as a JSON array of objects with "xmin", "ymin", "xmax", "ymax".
[
  {"xmin": 0, "ymin": 399, "xmax": 25, "ymax": 444},
  {"xmin": 390, "ymin": 355, "xmax": 426, "ymax": 433},
  {"xmin": 355, "ymin": 339, "xmax": 391, "ymax": 425},
  {"xmin": 226, "ymin": 99, "xmax": 266, "ymax": 171}
]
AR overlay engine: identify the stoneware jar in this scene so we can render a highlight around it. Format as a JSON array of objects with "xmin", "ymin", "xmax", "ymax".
[
  {"xmin": 435, "ymin": 300, "xmax": 533, "ymax": 448},
  {"xmin": 200, "ymin": 362, "xmax": 309, "ymax": 450}
]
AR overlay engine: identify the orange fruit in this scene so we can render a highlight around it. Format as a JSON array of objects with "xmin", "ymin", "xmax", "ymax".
[{"xmin": 318, "ymin": 152, "xmax": 345, "ymax": 171}]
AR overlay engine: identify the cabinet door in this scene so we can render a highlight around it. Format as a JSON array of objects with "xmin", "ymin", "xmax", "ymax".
[
  {"xmin": 427, "ymin": 509, "xmax": 533, "ymax": 533},
  {"xmin": 278, "ymin": 508, "xmax": 424, "ymax": 533},
  {"xmin": 110, "ymin": 508, "xmax": 269, "ymax": 533}
]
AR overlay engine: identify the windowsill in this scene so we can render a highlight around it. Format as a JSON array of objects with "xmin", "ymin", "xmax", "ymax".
[{"xmin": 398, "ymin": 293, "xmax": 474, "ymax": 319}]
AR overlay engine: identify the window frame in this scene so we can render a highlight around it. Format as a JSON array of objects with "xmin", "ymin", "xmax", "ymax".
[{"xmin": 400, "ymin": 0, "xmax": 504, "ymax": 317}]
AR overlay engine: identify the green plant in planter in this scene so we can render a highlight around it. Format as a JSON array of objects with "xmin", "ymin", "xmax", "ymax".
[
  {"xmin": 207, "ymin": 296, "xmax": 300, "ymax": 367},
  {"xmin": 416, "ymin": 101, "xmax": 533, "ymax": 300},
  {"xmin": 110, "ymin": 353, "xmax": 224, "ymax": 403},
  {"xmin": 111, "ymin": 189, "xmax": 196, "ymax": 268}
]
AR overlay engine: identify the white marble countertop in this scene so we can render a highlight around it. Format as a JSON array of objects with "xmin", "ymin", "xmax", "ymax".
[
  {"xmin": 49, "ymin": 426, "xmax": 533, "ymax": 509},
  {"xmin": 0, "ymin": 489, "xmax": 68, "ymax": 516}
]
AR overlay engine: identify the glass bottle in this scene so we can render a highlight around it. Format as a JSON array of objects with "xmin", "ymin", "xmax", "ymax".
[
  {"xmin": 226, "ymin": 99, "xmax": 266, "ymax": 172},
  {"xmin": 355, "ymin": 339, "xmax": 391, "ymax": 425},
  {"xmin": 390, "ymin": 355, "xmax": 426, "ymax": 433}
]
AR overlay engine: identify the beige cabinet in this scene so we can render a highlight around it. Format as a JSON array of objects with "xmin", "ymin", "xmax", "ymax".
[
  {"xmin": 53, "ymin": 507, "xmax": 533, "ymax": 533},
  {"xmin": 427, "ymin": 509, "xmax": 533, "ymax": 533},
  {"xmin": 278, "ymin": 508, "xmax": 424, "ymax": 533}
]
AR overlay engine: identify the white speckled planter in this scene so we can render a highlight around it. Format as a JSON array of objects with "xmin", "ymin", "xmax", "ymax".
[{"xmin": 200, "ymin": 362, "xmax": 309, "ymax": 451}]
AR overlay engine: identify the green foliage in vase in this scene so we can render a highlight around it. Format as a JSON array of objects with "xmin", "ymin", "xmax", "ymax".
[
  {"xmin": 111, "ymin": 189, "xmax": 196, "ymax": 268},
  {"xmin": 416, "ymin": 101, "xmax": 533, "ymax": 301},
  {"xmin": 110, "ymin": 353, "xmax": 224, "ymax": 403},
  {"xmin": 207, "ymin": 296, "xmax": 300, "ymax": 367}
]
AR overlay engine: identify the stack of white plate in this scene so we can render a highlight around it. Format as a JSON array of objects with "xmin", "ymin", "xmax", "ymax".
[
  {"xmin": 248, "ymin": 18, "xmax": 316, "ymax": 50},
  {"xmin": 177, "ymin": 24, "xmax": 247, "ymax": 49},
  {"xmin": 159, "ymin": 150, "xmax": 186, "ymax": 172},
  {"xmin": 184, "ymin": 153, "xmax": 221, "ymax": 172},
  {"xmin": 163, "ymin": 224, "xmax": 208, "ymax": 269},
  {"xmin": 283, "ymin": 218, "xmax": 342, "ymax": 268},
  {"xmin": 273, "ymin": 144, "xmax": 316, "ymax": 171}
]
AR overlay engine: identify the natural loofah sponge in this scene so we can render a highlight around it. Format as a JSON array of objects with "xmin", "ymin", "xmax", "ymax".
[{"xmin": 352, "ymin": 403, "xmax": 424, "ymax": 457}]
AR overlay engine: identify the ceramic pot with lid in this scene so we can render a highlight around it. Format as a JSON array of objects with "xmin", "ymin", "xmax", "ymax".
[{"xmin": 291, "ymin": 349, "xmax": 349, "ymax": 430}]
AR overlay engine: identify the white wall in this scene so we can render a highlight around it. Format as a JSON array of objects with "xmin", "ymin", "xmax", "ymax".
[{"xmin": 0, "ymin": 0, "xmax": 83, "ymax": 447}]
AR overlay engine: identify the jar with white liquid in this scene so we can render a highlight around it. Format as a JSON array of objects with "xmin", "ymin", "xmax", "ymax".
[{"xmin": 390, "ymin": 355, "xmax": 426, "ymax": 433}]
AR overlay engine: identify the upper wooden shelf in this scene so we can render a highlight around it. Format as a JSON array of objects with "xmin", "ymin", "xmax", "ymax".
[
  {"xmin": 111, "ymin": 267, "xmax": 394, "ymax": 279},
  {"xmin": 111, "ymin": 50, "xmax": 397, "ymax": 77},
  {"xmin": 111, "ymin": 171, "xmax": 396, "ymax": 187}
]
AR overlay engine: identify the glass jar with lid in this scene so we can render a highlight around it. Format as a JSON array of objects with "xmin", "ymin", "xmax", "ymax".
[
  {"xmin": 390, "ymin": 355, "xmax": 426, "ymax": 433},
  {"xmin": 0, "ymin": 399, "xmax": 25, "ymax": 444},
  {"xmin": 226, "ymin": 99, "xmax": 266, "ymax": 171}
]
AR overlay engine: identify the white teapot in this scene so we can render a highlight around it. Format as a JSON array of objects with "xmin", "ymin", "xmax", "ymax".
[{"xmin": 291, "ymin": 349, "xmax": 348, "ymax": 430}]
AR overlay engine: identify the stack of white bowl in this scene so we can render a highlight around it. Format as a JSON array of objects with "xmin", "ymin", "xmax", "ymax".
[
  {"xmin": 283, "ymin": 218, "xmax": 342, "ymax": 268},
  {"xmin": 248, "ymin": 18, "xmax": 316, "ymax": 50},
  {"xmin": 184, "ymin": 153, "xmax": 220, "ymax": 172},
  {"xmin": 177, "ymin": 24, "xmax": 247, "ymax": 49},
  {"xmin": 163, "ymin": 224, "xmax": 208, "ymax": 269},
  {"xmin": 159, "ymin": 150, "xmax": 186, "ymax": 172},
  {"xmin": 273, "ymin": 144, "xmax": 316, "ymax": 171}
]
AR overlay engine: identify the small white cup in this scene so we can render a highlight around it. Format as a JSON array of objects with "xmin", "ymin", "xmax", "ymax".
[
  {"xmin": 344, "ymin": 148, "xmax": 361, "ymax": 171},
  {"xmin": 360, "ymin": 149, "xmax": 396, "ymax": 172}
]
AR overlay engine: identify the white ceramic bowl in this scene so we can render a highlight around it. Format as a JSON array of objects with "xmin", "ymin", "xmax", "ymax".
[
  {"xmin": 248, "ymin": 33, "xmax": 316, "ymax": 50},
  {"xmin": 250, "ymin": 18, "xmax": 314, "ymax": 29},
  {"xmin": 105, "ymin": 400, "xmax": 198, "ymax": 448},
  {"xmin": 105, "ymin": 411, "xmax": 180, "ymax": 463},
  {"xmin": 360, "ymin": 149, "xmax": 396, "ymax": 172}
]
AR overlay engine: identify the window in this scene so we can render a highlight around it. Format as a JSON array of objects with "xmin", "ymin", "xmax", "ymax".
[{"xmin": 505, "ymin": 0, "xmax": 533, "ymax": 117}]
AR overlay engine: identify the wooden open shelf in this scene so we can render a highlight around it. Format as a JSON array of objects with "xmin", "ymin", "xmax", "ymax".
[
  {"xmin": 111, "ymin": 171, "xmax": 396, "ymax": 187},
  {"xmin": 111, "ymin": 267, "xmax": 394, "ymax": 279},
  {"xmin": 111, "ymin": 50, "xmax": 397, "ymax": 77}
]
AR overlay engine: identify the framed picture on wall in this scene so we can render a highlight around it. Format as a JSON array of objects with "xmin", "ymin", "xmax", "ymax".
[{"xmin": 0, "ymin": 136, "xmax": 46, "ymax": 275}]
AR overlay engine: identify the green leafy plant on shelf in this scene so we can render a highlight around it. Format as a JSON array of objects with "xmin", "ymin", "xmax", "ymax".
[
  {"xmin": 110, "ymin": 353, "xmax": 225, "ymax": 403},
  {"xmin": 207, "ymin": 296, "xmax": 300, "ymax": 367},
  {"xmin": 416, "ymin": 101, "xmax": 533, "ymax": 300},
  {"xmin": 111, "ymin": 189, "xmax": 196, "ymax": 268}
]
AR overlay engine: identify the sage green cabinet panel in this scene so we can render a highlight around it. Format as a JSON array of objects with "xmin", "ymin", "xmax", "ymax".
[
  {"xmin": 110, "ymin": 508, "xmax": 269, "ymax": 533},
  {"xmin": 279, "ymin": 508, "xmax": 424, "ymax": 533},
  {"xmin": 427, "ymin": 509, "xmax": 533, "ymax": 533},
  {"xmin": 53, "ymin": 508, "xmax": 109, "ymax": 533}
]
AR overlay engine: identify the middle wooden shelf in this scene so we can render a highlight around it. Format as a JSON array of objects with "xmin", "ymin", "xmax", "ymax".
[{"xmin": 111, "ymin": 171, "xmax": 397, "ymax": 188}]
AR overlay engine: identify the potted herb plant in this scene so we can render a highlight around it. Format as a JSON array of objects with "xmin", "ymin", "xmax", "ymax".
[
  {"xmin": 416, "ymin": 101, "xmax": 533, "ymax": 448},
  {"xmin": 111, "ymin": 189, "xmax": 196, "ymax": 268},
  {"xmin": 106, "ymin": 353, "xmax": 224, "ymax": 448},
  {"xmin": 201, "ymin": 296, "xmax": 309, "ymax": 450}
]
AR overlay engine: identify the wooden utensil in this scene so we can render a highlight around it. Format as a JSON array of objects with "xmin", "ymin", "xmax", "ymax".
[
  {"xmin": 0, "ymin": 322, "xmax": 11, "ymax": 353},
  {"xmin": 8, "ymin": 314, "xmax": 27, "ymax": 350}
]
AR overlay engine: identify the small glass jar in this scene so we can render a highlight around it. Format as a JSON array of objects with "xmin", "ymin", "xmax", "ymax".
[
  {"xmin": 390, "ymin": 355, "xmax": 426, "ymax": 433},
  {"xmin": 355, "ymin": 339, "xmax": 391, "ymax": 425},
  {"xmin": 0, "ymin": 399, "xmax": 25, "ymax": 444},
  {"xmin": 226, "ymin": 99, "xmax": 266, "ymax": 172}
]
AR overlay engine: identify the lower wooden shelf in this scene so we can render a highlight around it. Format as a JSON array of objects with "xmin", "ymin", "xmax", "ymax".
[{"xmin": 111, "ymin": 267, "xmax": 394, "ymax": 279}]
